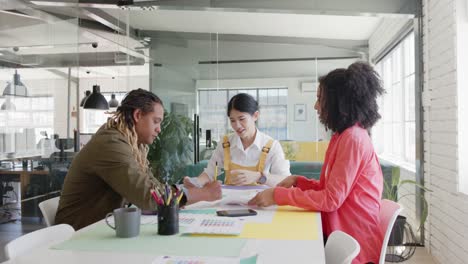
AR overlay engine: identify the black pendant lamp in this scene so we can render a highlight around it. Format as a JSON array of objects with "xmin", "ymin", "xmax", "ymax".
[
  {"xmin": 83, "ymin": 85, "xmax": 109, "ymax": 110},
  {"xmin": 80, "ymin": 90, "xmax": 91, "ymax": 107},
  {"xmin": 1, "ymin": 98, "xmax": 16, "ymax": 111},
  {"xmin": 108, "ymin": 93, "xmax": 119, "ymax": 107},
  {"xmin": 3, "ymin": 70, "xmax": 28, "ymax": 97}
]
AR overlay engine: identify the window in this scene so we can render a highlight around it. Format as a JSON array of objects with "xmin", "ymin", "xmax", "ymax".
[
  {"xmin": 374, "ymin": 32, "xmax": 415, "ymax": 167},
  {"xmin": 198, "ymin": 88, "xmax": 288, "ymax": 142},
  {"xmin": 457, "ymin": 4, "xmax": 468, "ymax": 194},
  {"xmin": 82, "ymin": 92, "xmax": 127, "ymax": 133},
  {"xmin": 0, "ymin": 96, "xmax": 54, "ymax": 158}
]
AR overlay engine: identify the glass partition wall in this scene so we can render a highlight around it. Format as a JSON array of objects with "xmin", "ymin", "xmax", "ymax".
[
  {"xmin": 0, "ymin": 1, "xmax": 80, "ymax": 219},
  {"xmin": 147, "ymin": 29, "xmax": 359, "ymax": 162},
  {"xmin": 0, "ymin": 2, "xmax": 145, "ymax": 219},
  {"xmin": 1, "ymin": 2, "xmax": 421, "ymax": 244}
]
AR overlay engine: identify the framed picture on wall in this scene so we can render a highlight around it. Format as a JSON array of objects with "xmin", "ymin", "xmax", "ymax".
[{"xmin": 294, "ymin": 104, "xmax": 307, "ymax": 121}]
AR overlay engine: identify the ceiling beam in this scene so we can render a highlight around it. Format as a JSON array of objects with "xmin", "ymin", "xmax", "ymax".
[
  {"xmin": 25, "ymin": 0, "xmax": 417, "ymax": 16},
  {"xmin": 79, "ymin": 7, "xmax": 143, "ymax": 42},
  {"xmin": 47, "ymin": 68, "xmax": 78, "ymax": 82},
  {"xmin": 198, "ymin": 56, "xmax": 361, "ymax": 65},
  {"xmin": 124, "ymin": 0, "xmax": 416, "ymax": 17}
]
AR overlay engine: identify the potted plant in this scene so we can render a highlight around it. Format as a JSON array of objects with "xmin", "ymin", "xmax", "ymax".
[
  {"xmin": 147, "ymin": 110, "xmax": 194, "ymax": 185},
  {"xmin": 383, "ymin": 166, "xmax": 432, "ymax": 246}
]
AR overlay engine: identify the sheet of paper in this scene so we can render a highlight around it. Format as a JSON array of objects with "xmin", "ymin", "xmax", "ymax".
[
  {"xmin": 240, "ymin": 206, "xmax": 318, "ymax": 240},
  {"xmin": 220, "ymin": 189, "xmax": 259, "ymax": 206},
  {"xmin": 183, "ymin": 216, "xmax": 244, "ymax": 235}
]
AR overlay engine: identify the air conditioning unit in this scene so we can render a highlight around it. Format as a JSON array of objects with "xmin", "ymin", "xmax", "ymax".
[
  {"xmin": 114, "ymin": 53, "xmax": 136, "ymax": 64},
  {"xmin": 301, "ymin": 82, "xmax": 317, "ymax": 93},
  {"xmin": 20, "ymin": 55, "xmax": 42, "ymax": 66}
]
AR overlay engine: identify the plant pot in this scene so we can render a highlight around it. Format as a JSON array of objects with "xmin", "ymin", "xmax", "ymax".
[{"xmin": 388, "ymin": 215, "xmax": 406, "ymax": 246}]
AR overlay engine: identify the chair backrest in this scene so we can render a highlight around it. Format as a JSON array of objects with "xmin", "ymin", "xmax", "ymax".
[
  {"xmin": 4, "ymin": 224, "xmax": 74, "ymax": 260},
  {"xmin": 379, "ymin": 199, "xmax": 403, "ymax": 264},
  {"xmin": 38, "ymin": 196, "xmax": 60, "ymax": 226},
  {"xmin": 325, "ymin": 230, "xmax": 360, "ymax": 264}
]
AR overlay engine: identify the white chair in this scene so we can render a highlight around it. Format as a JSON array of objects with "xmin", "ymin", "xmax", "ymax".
[
  {"xmin": 4, "ymin": 224, "xmax": 74, "ymax": 260},
  {"xmin": 38, "ymin": 196, "xmax": 60, "ymax": 226},
  {"xmin": 379, "ymin": 199, "xmax": 403, "ymax": 264},
  {"xmin": 325, "ymin": 230, "xmax": 360, "ymax": 264}
]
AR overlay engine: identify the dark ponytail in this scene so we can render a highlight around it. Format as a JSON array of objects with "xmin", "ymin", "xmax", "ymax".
[{"xmin": 227, "ymin": 93, "xmax": 259, "ymax": 116}]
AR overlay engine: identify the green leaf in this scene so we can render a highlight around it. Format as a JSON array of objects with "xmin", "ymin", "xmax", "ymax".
[
  {"xmin": 147, "ymin": 109, "xmax": 194, "ymax": 183},
  {"xmin": 391, "ymin": 167, "xmax": 400, "ymax": 187},
  {"xmin": 399, "ymin": 180, "xmax": 433, "ymax": 192}
]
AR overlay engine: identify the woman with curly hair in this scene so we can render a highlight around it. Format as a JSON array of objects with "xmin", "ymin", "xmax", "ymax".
[
  {"xmin": 249, "ymin": 62, "xmax": 385, "ymax": 264},
  {"xmin": 56, "ymin": 89, "xmax": 221, "ymax": 230}
]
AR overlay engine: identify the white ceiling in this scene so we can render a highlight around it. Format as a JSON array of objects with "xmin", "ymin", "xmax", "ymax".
[
  {"xmin": 105, "ymin": 9, "xmax": 382, "ymax": 40},
  {"xmin": 0, "ymin": 3, "xmax": 414, "ymax": 83},
  {"xmin": 0, "ymin": 65, "xmax": 149, "ymax": 81}
]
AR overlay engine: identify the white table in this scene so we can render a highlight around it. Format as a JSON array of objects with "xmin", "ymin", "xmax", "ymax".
[{"xmin": 2, "ymin": 188, "xmax": 325, "ymax": 264}]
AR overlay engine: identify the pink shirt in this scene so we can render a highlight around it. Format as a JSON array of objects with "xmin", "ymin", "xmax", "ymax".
[{"xmin": 274, "ymin": 124, "xmax": 383, "ymax": 263}]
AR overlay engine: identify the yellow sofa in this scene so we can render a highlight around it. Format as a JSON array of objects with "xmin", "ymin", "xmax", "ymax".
[{"xmin": 280, "ymin": 141, "xmax": 329, "ymax": 162}]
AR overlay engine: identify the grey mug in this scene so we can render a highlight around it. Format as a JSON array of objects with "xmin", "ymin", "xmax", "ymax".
[{"xmin": 105, "ymin": 207, "xmax": 141, "ymax": 238}]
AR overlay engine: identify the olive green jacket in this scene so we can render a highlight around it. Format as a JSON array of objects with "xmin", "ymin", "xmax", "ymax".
[{"xmin": 55, "ymin": 125, "xmax": 160, "ymax": 230}]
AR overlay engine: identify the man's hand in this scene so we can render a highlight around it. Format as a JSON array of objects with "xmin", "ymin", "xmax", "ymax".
[
  {"xmin": 276, "ymin": 175, "xmax": 299, "ymax": 188},
  {"xmin": 248, "ymin": 188, "xmax": 276, "ymax": 207},
  {"xmin": 183, "ymin": 176, "xmax": 202, "ymax": 188},
  {"xmin": 186, "ymin": 180, "xmax": 222, "ymax": 203},
  {"xmin": 230, "ymin": 169, "xmax": 261, "ymax": 185}
]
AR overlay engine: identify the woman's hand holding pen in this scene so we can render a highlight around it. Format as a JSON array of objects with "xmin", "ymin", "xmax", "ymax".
[
  {"xmin": 276, "ymin": 175, "xmax": 299, "ymax": 188},
  {"xmin": 230, "ymin": 169, "xmax": 261, "ymax": 185}
]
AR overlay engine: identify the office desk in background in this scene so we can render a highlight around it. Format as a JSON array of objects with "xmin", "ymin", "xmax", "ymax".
[{"xmin": 0, "ymin": 167, "xmax": 49, "ymax": 199}]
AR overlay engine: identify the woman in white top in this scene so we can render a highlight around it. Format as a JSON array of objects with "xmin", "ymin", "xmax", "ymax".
[{"xmin": 184, "ymin": 93, "xmax": 290, "ymax": 187}]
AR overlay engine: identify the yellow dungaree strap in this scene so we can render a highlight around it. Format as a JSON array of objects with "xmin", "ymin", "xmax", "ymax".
[
  {"xmin": 222, "ymin": 135, "xmax": 231, "ymax": 183},
  {"xmin": 257, "ymin": 139, "xmax": 273, "ymax": 172}
]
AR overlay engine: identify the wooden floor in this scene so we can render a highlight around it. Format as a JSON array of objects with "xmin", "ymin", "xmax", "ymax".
[{"xmin": 0, "ymin": 216, "xmax": 437, "ymax": 264}]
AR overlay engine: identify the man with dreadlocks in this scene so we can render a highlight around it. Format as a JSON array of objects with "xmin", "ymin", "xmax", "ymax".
[{"xmin": 56, "ymin": 89, "xmax": 221, "ymax": 230}]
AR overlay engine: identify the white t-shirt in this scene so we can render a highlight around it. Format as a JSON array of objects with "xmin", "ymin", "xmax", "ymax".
[{"xmin": 204, "ymin": 129, "xmax": 291, "ymax": 186}]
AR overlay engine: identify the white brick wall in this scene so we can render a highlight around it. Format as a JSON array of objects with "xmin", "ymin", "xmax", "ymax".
[
  {"xmin": 424, "ymin": 0, "xmax": 468, "ymax": 262},
  {"xmin": 369, "ymin": 0, "xmax": 468, "ymax": 263}
]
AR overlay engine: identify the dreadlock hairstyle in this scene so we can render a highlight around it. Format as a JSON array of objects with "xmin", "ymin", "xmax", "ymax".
[
  {"xmin": 106, "ymin": 88, "xmax": 163, "ymax": 173},
  {"xmin": 318, "ymin": 61, "xmax": 384, "ymax": 134}
]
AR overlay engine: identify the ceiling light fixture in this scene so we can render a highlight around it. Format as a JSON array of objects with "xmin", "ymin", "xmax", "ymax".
[
  {"xmin": 83, "ymin": 85, "xmax": 109, "ymax": 110},
  {"xmin": 2, "ymin": 70, "xmax": 28, "ymax": 97},
  {"xmin": 84, "ymin": 43, "xmax": 109, "ymax": 110},
  {"xmin": 80, "ymin": 90, "xmax": 91, "ymax": 107},
  {"xmin": 1, "ymin": 98, "xmax": 16, "ymax": 111},
  {"xmin": 108, "ymin": 93, "xmax": 119, "ymax": 108}
]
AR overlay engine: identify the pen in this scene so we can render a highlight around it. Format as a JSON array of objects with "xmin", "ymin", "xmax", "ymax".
[
  {"xmin": 176, "ymin": 191, "xmax": 184, "ymax": 205},
  {"xmin": 150, "ymin": 189, "xmax": 162, "ymax": 205},
  {"xmin": 214, "ymin": 161, "xmax": 218, "ymax": 181},
  {"xmin": 166, "ymin": 188, "xmax": 173, "ymax": 206}
]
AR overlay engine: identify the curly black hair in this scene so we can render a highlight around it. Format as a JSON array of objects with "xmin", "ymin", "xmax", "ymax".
[{"xmin": 318, "ymin": 61, "xmax": 384, "ymax": 133}]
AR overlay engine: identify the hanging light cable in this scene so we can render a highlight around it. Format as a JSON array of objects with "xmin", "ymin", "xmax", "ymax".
[
  {"xmin": 83, "ymin": 43, "xmax": 109, "ymax": 110},
  {"xmin": 109, "ymin": 76, "xmax": 119, "ymax": 108}
]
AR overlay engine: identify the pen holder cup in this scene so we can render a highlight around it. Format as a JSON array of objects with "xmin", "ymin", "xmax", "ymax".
[{"xmin": 157, "ymin": 204, "xmax": 179, "ymax": 235}]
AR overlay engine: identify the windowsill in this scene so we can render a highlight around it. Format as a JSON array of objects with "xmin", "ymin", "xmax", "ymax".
[{"xmin": 378, "ymin": 154, "xmax": 416, "ymax": 173}]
